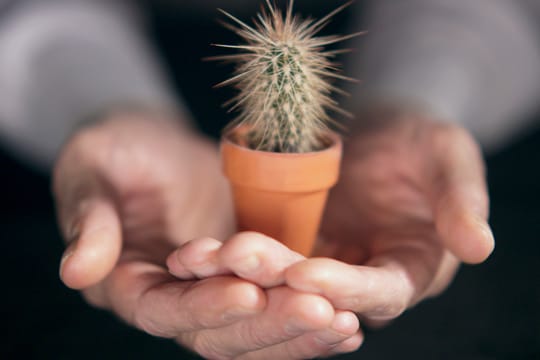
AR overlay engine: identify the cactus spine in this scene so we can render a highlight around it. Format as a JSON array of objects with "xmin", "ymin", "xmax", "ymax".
[{"xmin": 214, "ymin": 0, "xmax": 358, "ymax": 153}]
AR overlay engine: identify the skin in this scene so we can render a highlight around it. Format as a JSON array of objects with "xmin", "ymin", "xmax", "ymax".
[
  {"xmin": 55, "ymin": 108, "xmax": 493, "ymax": 359},
  {"xmin": 167, "ymin": 109, "xmax": 494, "ymax": 329},
  {"xmin": 55, "ymin": 110, "xmax": 361, "ymax": 360}
]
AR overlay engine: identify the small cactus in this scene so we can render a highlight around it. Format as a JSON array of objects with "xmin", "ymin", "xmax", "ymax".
[{"xmin": 213, "ymin": 0, "xmax": 359, "ymax": 153}]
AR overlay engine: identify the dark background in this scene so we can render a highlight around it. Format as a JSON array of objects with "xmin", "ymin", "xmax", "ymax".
[{"xmin": 2, "ymin": 1, "xmax": 539, "ymax": 359}]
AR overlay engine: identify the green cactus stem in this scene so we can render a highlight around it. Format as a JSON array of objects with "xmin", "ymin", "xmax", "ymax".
[{"xmin": 213, "ymin": 0, "xmax": 361, "ymax": 153}]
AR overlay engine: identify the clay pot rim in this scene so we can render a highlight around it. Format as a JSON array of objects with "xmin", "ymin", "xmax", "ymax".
[
  {"xmin": 222, "ymin": 126, "xmax": 341, "ymax": 157},
  {"xmin": 221, "ymin": 126, "xmax": 343, "ymax": 192}
]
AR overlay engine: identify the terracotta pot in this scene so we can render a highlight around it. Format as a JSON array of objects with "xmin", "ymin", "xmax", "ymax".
[{"xmin": 220, "ymin": 128, "xmax": 342, "ymax": 256}]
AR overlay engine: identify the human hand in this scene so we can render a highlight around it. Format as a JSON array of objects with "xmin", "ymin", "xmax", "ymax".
[
  {"xmin": 166, "ymin": 233, "xmax": 363, "ymax": 359},
  {"xmin": 54, "ymin": 110, "xmax": 359, "ymax": 359},
  {"xmin": 286, "ymin": 110, "xmax": 494, "ymax": 326},
  {"xmin": 168, "ymin": 110, "xmax": 494, "ymax": 333}
]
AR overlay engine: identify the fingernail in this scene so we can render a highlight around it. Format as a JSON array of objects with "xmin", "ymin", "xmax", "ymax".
[
  {"xmin": 480, "ymin": 222, "xmax": 495, "ymax": 244},
  {"xmin": 471, "ymin": 215, "xmax": 495, "ymax": 244},
  {"xmin": 59, "ymin": 242, "xmax": 77, "ymax": 278}
]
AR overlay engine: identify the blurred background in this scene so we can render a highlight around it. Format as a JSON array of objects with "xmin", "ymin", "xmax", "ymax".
[{"xmin": 1, "ymin": 0, "xmax": 539, "ymax": 359}]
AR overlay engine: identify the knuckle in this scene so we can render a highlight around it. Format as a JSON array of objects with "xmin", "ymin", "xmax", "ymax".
[
  {"xmin": 52, "ymin": 128, "xmax": 111, "ymax": 204},
  {"xmin": 69, "ymin": 126, "xmax": 108, "ymax": 156},
  {"xmin": 431, "ymin": 123, "xmax": 456, "ymax": 150},
  {"xmin": 55, "ymin": 127, "xmax": 109, "ymax": 176},
  {"xmin": 223, "ymin": 232, "xmax": 271, "ymax": 261},
  {"xmin": 228, "ymin": 232, "xmax": 268, "ymax": 250},
  {"xmin": 432, "ymin": 122, "xmax": 479, "ymax": 155},
  {"xmin": 227, "ymin": 282, "xmax": 265, "ymax": 311}
]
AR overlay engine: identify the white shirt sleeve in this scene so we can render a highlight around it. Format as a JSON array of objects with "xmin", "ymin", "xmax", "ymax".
[
  {"xmin": 348, "ymin": 0, "xmax": 540, "ymax": 151},
  {"xmin": 0, "ymin": 0, "xmax": 180, "ymax": 167}
]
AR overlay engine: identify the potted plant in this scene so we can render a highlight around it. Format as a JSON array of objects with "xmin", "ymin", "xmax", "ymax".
[{"xmin": 213, "ymin": 1, "xmax": 359, "ymax": 256}]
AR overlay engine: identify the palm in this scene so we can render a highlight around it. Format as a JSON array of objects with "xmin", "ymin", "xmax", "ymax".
[
  {"xmin": 159, "ymin": 114, "xmax": 492, "ymax": 334},
  {"xmin": 57, "ymin": 115, "xmax": 364, "ymax": 359},
  {"xmin": 319, "ymin": 118, "xmax": 459, "ymax": 301},
  {"xmin": 56, "ymin": 116, "xmax": 235, "ymax": 315},
  {"xmin": 103, "ymin": 120, "xmax": 233, "ymax": 264}
]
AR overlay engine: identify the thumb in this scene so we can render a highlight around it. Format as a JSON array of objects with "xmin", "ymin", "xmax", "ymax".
[
  {"xmin": 59, "ymin": 198, "xmax": 122, "ymax": 289},
  {"xmin": 428, "ymin": 125, "xmax": 494, "ymax": 264}
]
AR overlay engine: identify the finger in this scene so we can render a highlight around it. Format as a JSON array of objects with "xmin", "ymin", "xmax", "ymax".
[
  {"xmin": 423, "ymin": 250, "xmax": 460, "ymax": 299},
  {"xmin": 286, "ymin": 253, "xmax": 440, "ymax": 321},
  {"xmin": 59, "ymin": 198, "xmax": 122, "ymax": 289},
  {"xmin": 166, "ymin": 237, "xmax": 230, "ymax": 279},
  {"xmin": 238, "ymin": 311, "xmax": 362, "ymax": 360},
  {"xmin": 54, "ymin": 132, "xmax": 123, "ymax": 290},
  {"xmin": 105, "ymin": 262, "xmax": 266, "ymax": 338},
  {"xmin": 428, "ymin": 125, "xmax": 494, "ymax": 264},
  {"xmin": 179, "ymin": 286, "xmax": 334, "ymax": 359},
  {"xmin": 169, "ymin": 232, "xmax": 305, "ymax": 287},
  {"xmin": 218, "ymin": 232, "xmax": 305, "ymax": 287}
]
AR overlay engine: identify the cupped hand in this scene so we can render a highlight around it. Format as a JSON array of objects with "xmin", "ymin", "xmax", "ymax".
[
  {"xmin": 167, "ymin": 233, "xmax": 363, "ymax": 358},
  {"xmin": 54, "ymin": 110, "xmax": 359, "ymax": 359},
  {"xmin": 287, "ymin": 110, "xmax": 495, "ymax": 325},
  {"xmin": 169, "ymin": 110, "xmax": 494, "ymax": 332}
]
